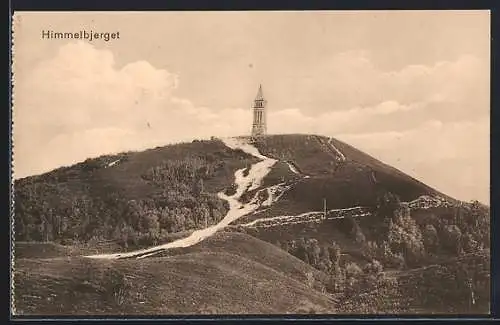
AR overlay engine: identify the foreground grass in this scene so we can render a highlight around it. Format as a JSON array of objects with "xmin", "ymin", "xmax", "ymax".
[{"xmin": 14, "ymin": 232, "xmax": 335, "ymax": 315}]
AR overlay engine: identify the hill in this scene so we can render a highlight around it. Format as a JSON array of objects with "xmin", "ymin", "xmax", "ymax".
[
  {"xmin": 14, "ymin": 232, "xmax": 335, "ymax": 315},
  {"xmin": 13, "ymin": 134, "xmax": 490, "ymax": 315},
  {"xmin": 14, "ymin": 138, "xmax": 258, "ymax": 246},
  {"xmin": 14, "ymin": 134, "xmax": 453, "ymax": 250},
  {"xmin": 241, "ymin": 134, "xmax": 452, "ymax": 217}
]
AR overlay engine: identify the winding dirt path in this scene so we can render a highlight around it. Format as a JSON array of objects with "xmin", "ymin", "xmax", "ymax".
[
  {"xmin": 84, "ymin": 136, "xmax": 452, "ymax": 258},
  {"xmin": 85, "ymin": 137, "xmax": 278, "ymax": 260}
]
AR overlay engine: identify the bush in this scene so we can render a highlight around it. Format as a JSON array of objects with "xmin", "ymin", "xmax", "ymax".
[
  {"xmin": 345, "ymin": 262, "xmax": 363, "ymax": 278},
  {"xmin": 364, "ymin": 259, "xmax": 383, "ymax": 274}
]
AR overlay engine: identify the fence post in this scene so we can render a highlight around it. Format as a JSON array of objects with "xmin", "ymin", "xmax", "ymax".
[{"xmin": 323, "ymin": 198, "xmax": 327, "ymax": 220}]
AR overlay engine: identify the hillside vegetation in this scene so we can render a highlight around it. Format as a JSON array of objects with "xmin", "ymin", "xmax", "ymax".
[
  {"xmin": 236, "ymin": 194, "xmax": 490, "ymax": 314},
  {"xmin": 15, "ymin": 139, "xmax": 257, "ymax": 248}
]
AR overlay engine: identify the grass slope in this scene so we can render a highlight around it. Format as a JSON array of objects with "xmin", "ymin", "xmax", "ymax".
[
  {"xmin": 15, "ymin": 242, "xmax": 82, "ymax": 259},
  {"xmin": 17, "ymin": 139, "xmax": 257, "ymax": 198},
  {"xmin": 14, "ymin": 232, "xmax": 335, "ymax": 315},
  {"xmin": 152, "ymin": 231, "xmax": 329, "ymax": 284},
  {"xmin": 241, "ymin": 134, "xmax": 452, "ymax": 219}
]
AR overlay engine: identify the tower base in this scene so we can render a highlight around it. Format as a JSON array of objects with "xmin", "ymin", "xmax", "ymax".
[{"xmin": 251, "ymin": 125, "xmax": 266, "ymax": 137}]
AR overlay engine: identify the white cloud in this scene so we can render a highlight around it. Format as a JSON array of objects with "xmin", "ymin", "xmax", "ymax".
[
  {"xmin": 13, "ymin": 41, "xmax": 251, "ymax": 178},
  {"xmin": 303, "ymin": 50, "xmax": 489, "ymax": 115},
  {"xmin": 13, "ymin": 41, "xmax": 489, "ymax": 204},
  {"xmin": 268, "ymin": 100, "xmax": 426, "ymax": 136},
  {"xmin": 336, "ymin": 117, "xmax": 490, "ymax": 204}
]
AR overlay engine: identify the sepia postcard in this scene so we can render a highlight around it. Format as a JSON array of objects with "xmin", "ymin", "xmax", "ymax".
[{"xmin": 11, "ymin": 10, "xmax": 490, "ymax": 316}]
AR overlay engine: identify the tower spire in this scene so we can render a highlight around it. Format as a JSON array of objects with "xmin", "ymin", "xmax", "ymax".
[
  {"xmin": 255, "ymin": 84, "xmax": 264, "ymax": 101},
  {"xmin": 251, "ymin": 84, "xmax": 267, "ymax": 137}
]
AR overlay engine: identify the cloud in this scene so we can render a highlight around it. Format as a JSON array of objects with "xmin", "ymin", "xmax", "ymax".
[
  {"xmin": 299, "ymin": 50, "xmax": 489, "ymax": 116},
  {"xmin": 268, "ymin": 100, "xmax": 426, "ymax": 136},
  {"xmin": 13, "ymin": 41, "xmax": 250, "ymax": 178},
  {"xmin": 336, "ymin": 117, "xmax": 490, "ymax": 204},
  {"xmin": 266, "ymin": 103, "xmax": 489, "ymax": 203},
  {"xmin": 13, "ymin": 41, "xmax": 489, "ymax": 204}
]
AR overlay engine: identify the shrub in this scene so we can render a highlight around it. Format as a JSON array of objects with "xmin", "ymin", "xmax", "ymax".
[
  {"xmin": 363, "ymin": 259, "xmax": 383, "ymax": 275},
  {"xmin": 345, "ymin": 262, "xmax": 363, "ymax": 279}
]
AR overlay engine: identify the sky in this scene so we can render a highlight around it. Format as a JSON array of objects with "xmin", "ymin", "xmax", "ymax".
[{"xmin": 12, "ymin": 11, "xmax": 490, "ymax": 204}]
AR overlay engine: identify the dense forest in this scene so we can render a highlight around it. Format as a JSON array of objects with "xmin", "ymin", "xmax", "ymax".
[{"xmin": 14, "ymin": 139, "xmax": 257, "ymax": 248}]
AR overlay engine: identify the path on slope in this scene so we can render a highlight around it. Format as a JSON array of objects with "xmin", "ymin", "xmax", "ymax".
[
  {"xmin": 236, "ymin": 195, "xmax": 452, "ymax": 229},
  {"xmin": 235, "ymin": 136, "xmax": 451, "ymax": 230},
  {"xmin": 85, "ymin": 137, "xmax": 278, "ymax": 260}
]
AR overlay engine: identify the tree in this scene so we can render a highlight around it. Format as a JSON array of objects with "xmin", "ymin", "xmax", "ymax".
[
  {"xmin": 468, "ymin": 201, "xmax": 490, "ymax": 249},
  {"xmin": 387, "ymin": 219, "xmax": 405, "ymax": 253},
  {"xmin": 380, "ymin": 240, "xmax": 392, "ymax": 262},
  {"xmin": 281, "ymin": 240, "xmax": 290, "ymax": 253},
  {"xmin": 363, "ymin": 259, "xmax": 383, "ymax": 275},
  {"xmin": 462, "ymin": 233, "xmax": 479, "ymax": 253},
  {"xmin": 442, "ymin": 224, "xmax": 463, "ymax": 255},
  {"xmin": 307, "ymin": 239, "xmax": 321, "ymax": 267},
  {"xmin": 387, "ymin": 208, "xmax": 425, "ymax": 266},
  {"xmin": 423, "ymin": 224, "xmax": 439, "ymax": 254},
  {"xmin": 44, "ymin": 219, "xmax": 54, "ymax": 242},
  {"xmin": 328, "ymin": 241, "xmax": 341, "ymax": 266},
  {"xmin": 158, "ymin": 207, "xmax": 172, "ymax": 230},
  {"xmin": 294, "ymin": 237, "xmax": 309, "ymax": 264},
  {"xmin": 376, "ymin": 192, "xmax": 401, "ymax": 219},
  {"xmin": 331, "ymin": 265, "xmax": 347, "ymax": 293},
  {"xmin": 343, "ymin": 262, "xmax": 363, "ymax": 299},
  {"xmin": 343, "ymin": 215, "xmax": 366, "ymax": 244},
  {"xmin": 192, "ymin": 178, "xmax": 204, "ymax": 197},
  {"xmin": 124, "ymin": 224, "xmax": 138, "ymax": 246},
  {"xmin": 365, "ymin": 240, "xmax": 379, "ymax": 260},
  {"xmin": 319, "ymin": 244, "xmax": 332, "ymax": 270},
  {"xmin": 392, "ymin": 252, "xmax": 406, "ymax": 270},
  {"xmin": 140, "ymin": 212, "xmax": 160, "ymax": 245}
]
